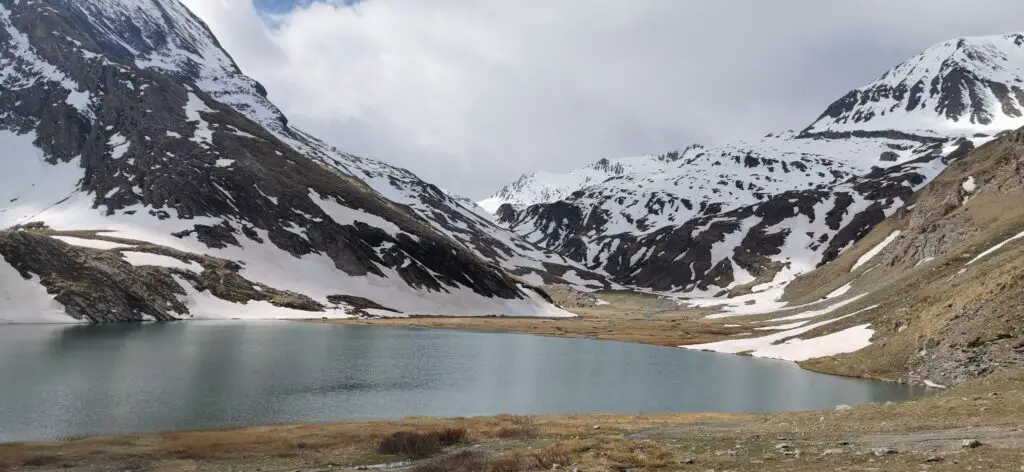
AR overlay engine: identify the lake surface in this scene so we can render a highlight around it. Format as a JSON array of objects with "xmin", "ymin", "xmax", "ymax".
[{"xmin": 0, "ymin": 322, "xmax": 928, "ymax": 442}]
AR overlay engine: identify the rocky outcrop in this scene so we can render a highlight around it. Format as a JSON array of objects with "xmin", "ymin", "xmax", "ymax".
[{"xmin": 0, "ymin": 229, "xmax": 329, "ymax": 322}]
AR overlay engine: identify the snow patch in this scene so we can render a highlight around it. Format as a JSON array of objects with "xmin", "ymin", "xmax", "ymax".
[
  {"xmin": 683, "ymin": 305, "xmax": 879, "ymax": 362},
  {"xmin": 772, "ymin": 295, "xmax": 867, "ymax": 322},
  {"xmin": 308, "ymin": 189, "xmax": 404, "ymax": 237},
  {"xmin": 962, "ymin": 176, "xmax": 977, "ymax": 192},
  {"xmin": 52, "ymin": 236, "xmax": 131, "ymax": 250},
  {"xmin": 966, "ymin": 230, "xmax": 1024, "ymax": 265},
  {"xmin": 121, "ymin": 251, "xmax": 203, "ymax": 273},
  {"xmin": 108, "ymin": 133, "xmax": 129, "ymax": 160},
  {"xmin": 825, "ymin": 282, "xmax": 853, "ymax": 299},
  {"xmin": 749, "ymin": 324, "xmax": 875, "ymax": 362},
  {"xmin": 171, "ymin": 275, "xmax": 349, "ymax": 320},
  {"xmin": 923, "ymin": 380, "xmax": 948, "ymax": 389},
  {"xmin": 851, "ymin": 231, "xmax": 901, "ymax": 272},
  {"xmin": 184, "ymin": 92, "xmax": 214, "ymax": 145}
]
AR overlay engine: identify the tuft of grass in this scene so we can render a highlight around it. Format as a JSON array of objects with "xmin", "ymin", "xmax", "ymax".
[
  {"xmin": 434, "ymin": 427, "xmax": 468, "ymax": 446},
  {"xmin": 604, "ymin": 441, "xmax": 673, "ymax": 469},
  {"xmin": 492, "ymin": 426, "xmax": 537, "ymax": 439},
  {"xmin": 377, "ymin": 431, "xmax": 440, "ymax": 458},
  {"xmin": 531, "ymin": 448, "xmax": 574, "ymax": 470},
  {"xmin": 490, "ymin": 415, "xmax": 539, "ymax": 439},
  {"xmin": 376, "ymin": 428, "xmax": 469, "ymax": 458}
]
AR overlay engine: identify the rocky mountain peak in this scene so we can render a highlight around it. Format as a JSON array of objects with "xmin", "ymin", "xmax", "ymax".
[
  {"xmin": 804, "ymin": 32, "xmax": 1024, "ymax": 139},
  {"xmin": 61, "ymin": 0, "xmax": 288, "ymax": 132},
  {"xmin": 588, "ymin": 157, "xmax": 625, "ymax": 175}
]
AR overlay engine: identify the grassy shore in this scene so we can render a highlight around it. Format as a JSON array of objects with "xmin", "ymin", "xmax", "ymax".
[
  {"xmin": 322, "ymin": 291, "xmax": 751, "ymax": 347},
  {"xmin": 2, "ymin": 370, "xmax": 1023, "ymax": 471}
]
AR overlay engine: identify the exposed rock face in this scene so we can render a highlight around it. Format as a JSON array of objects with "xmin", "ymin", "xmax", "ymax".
[
  {"xmin": 0, "ymin": 0, "xmax": 593, "ymax": 322},
  {"xmin": 0, "ymin": 228, "xmax": 329, "ymax": 323},
  {"xmin": 0, "ymin": 230, "xmax": 190, "ymax": 323}
]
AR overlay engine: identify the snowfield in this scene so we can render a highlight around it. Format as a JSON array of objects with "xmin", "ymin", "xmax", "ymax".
[
  {"xmin": 851, "ymin": 231, "xmax": 902, "ymax": 272},
  {"xmin": 683, "ymin": 305, "xmax": 880, "ymax": 362}
]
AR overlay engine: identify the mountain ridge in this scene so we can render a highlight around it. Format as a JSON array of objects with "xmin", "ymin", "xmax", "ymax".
[
  {"xmin": 0, "ymin": 0, "xmax": 598, "ymax": 323},
  {"xmin": 481, "ymin": 31, "xmax": 1024, "ymax": 305}
]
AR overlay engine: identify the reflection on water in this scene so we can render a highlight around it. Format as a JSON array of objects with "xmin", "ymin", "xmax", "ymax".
[{"xmin": 0, "ymin": 322, "xmax": 928, "ymax": 442}]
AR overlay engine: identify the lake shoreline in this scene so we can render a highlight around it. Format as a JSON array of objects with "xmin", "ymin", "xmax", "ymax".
[
  {"xmin": 311, "ymin": 289, "xmax": 751, "ymax": 349},
  {"xmin": 3, "ymin": 370, "xmax": 1022, "ymax": 472},
  {"xmin": 3, "ymin": 321, "xmax": 920, "ymax": 445}
]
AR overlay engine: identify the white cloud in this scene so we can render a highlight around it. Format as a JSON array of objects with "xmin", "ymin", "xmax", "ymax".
[{"xmin": 183, "ymin": 0, "xmax": 1024, "ymax": 198}]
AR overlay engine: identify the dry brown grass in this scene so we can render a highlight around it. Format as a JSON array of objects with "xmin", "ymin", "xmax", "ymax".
[
  {"xmin": 485, "ymin": 415, "xmax": 539, "ymax": 439},
  {"xmin": 375, "ymin": 427, "xmax": 468, "ymax": 458},
  {"xmin": 601, "ymin": 440, "xmax": 674, "ymax": 469}
]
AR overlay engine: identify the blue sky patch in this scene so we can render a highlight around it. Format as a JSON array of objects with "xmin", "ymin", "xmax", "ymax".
[{"xmin": 253, "ymin": 0, "xmax": 359, "ymax": 14}]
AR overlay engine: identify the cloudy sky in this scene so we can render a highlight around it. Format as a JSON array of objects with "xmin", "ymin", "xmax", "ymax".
[{"xmin": 183, "ymin": 0, "xmax": 1024, "ymax": 199}]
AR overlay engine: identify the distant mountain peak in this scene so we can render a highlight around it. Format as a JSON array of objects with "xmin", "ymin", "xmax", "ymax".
[{"xmin": 804, "ymin": 32, "xmax": 1024, "ymax": 138}]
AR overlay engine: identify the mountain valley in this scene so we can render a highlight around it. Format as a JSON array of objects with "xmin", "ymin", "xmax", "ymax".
[{"xmin": 0, "ymin": 0, "xmax": 1019, "ymax": 394}]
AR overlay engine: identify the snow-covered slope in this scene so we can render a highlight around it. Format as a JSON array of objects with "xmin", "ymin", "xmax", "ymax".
[
  {"xmin": 686, "ymin": 125, "xmax": 1024, "ymax": 387},
  {"xmin": 486, "ymin": 32, "xmax": 1024, "ymax": 298},
  {"xmin": 805, "ymin": 33, "xmax": 1024, "ymax": 138},
  {"xmin": 478, "ymin": 151, "xmax": 695, "ymax": 212},
  {"xmin": 0, "ymin": 0, "xmax": 592, "ymax": 323},
  {"xmin": 113, "ymin": 0, "xmax": 611, "ymax": 292}
]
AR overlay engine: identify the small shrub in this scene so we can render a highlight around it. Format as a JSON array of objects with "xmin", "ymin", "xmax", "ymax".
[
  {"xmin": 493, "ymin": 426, "xmax": 538, "ymax": 439},
  {"xmin": 491, "ymin": 415, "xmax": 538, "ymax": 438},
  {"xmin": 531, "ymin": 448, "xmax": 574, "ymax": 470},
  {"xmin": 377, "ymin": 431, "xmax": 441, "ymax": 458},
  {"xmin": 434, "ymin": 427, "xmax": 468, "ymax": 446},
  {"xmin": 605, "ymin": 442, "xmax": 672, "ymax": 468},
  {"xmin": 377, "ymin": 428, "xmax": 468, "ymax": 458},
  {"xmin": 507, "ymin": 415, "xmax": 534, "ymax": 426}
]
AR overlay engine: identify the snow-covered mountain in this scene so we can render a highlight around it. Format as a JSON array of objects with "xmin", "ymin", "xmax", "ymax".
[
  {"xmin": 478, "ymin": 150, "xmax": 695, "ymax": 213},
  {"xmin": 484, "ymin": 32, "xmax": 1024, "ymax": 299},
  {"xmin": 0, "ymin": 0, "xmax": 607, "ymax": 323},
  {"xmin": 804, "ymin": 33, "xmax": 1024, "ymax": 138}
]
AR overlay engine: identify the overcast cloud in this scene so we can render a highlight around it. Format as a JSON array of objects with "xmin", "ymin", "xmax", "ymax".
[{"xmin": 182, "ymin": 0, "xmax": 1024, "ymax": 199}]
